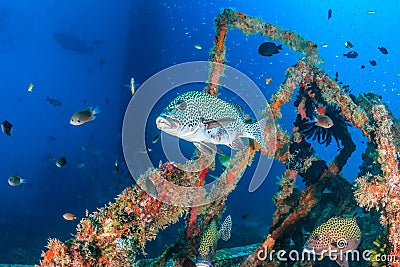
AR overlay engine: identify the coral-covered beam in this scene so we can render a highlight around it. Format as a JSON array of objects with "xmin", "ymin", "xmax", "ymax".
[
  {"xmin": 220, "ymin": 9, "xmax": 322, "ymax": 65},
  {"xmin": 371, "ymin": 104, "xmax": 400, "ymax": 266},
  {"xmin": 206, "ymin": 8, "xmax": 322, "ymax": 96},
  {"xmin": 206, "ymin": 13, "xmax": 228, "ymax": 96}
]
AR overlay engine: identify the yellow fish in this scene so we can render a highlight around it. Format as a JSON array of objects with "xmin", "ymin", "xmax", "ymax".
[
  {"xmin": 265, "ymin": 77, "xmax": 272, "ymax": 85},
  {"xmin": 124, "ymin": 78, "xmax": 135, "ymax": 95},
  {"xmin": 129, "ymin": 77, "xmax": 135, "ymax": 95},
  {"xmin": 27, "ymin": 83, "xmax": 34, "ymax": 92}
]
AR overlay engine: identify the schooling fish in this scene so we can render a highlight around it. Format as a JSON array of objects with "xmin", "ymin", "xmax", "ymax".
[
  {"xmin": 156, "ymin": 91, "xmax": 267, "ymax": 155},
  {"xmin": 343, "ymin": 51, "xmax": 358, "ymax": 58},
  {"xmin": 63, "ymin": 213, "xmax": 77, "ymax": 221},
  {"xmin": 152, "ymin": 134, "xmax": 161, "ymax": 144},
  {"xmin": 258, "ymin": 42, "xmax": 282, "ymax": 56},
  {"xmin": 316, "ymin": 114, "xmax": 334, "ymax": 129},
  {"xmin": 46, "ymin": 96, "xmax": 62, "ymax": 107},
  {"xmin": 124, "ymin": 77, "xmax": 136, "ymax": 95},
  {"xmin": 114, "ymin": 158, "xmax": 119, "ymax": 174},
  {"xmin": 378, "ymin": 46, "xmax": 388, "ymax": 54},
  {"xmin": 304, "ymin": 216, "xmax": 361, "ymax": 267},
  {"xmin": 27, "ymin": 83, "xmax": 34, "ymax": 92},
  {"xmin": 344, "ymin": 41, "xmax": 353, "ymax": 49},
  {"xmin": 1, "ymin": 120, "xmax": 13, "ymax": 136},
  {"xmin": 70, "ymin": 107, "xmax": 100, "ymax": 126},
  {"xmin": 8, "ymin": 175, "xmax": 27, "ymax": 186},
  {"xmin": 56, "ymin": 156, "xmax": 67, "ymax": 168}
]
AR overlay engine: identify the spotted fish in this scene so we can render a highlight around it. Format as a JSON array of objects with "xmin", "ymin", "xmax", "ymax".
[
  {"xmin": 303, "ymin": 216, "xmax": 361, "ymax": 267},
  {"xmin": 156, "ymin": 91, "xmax": 267, "ymax": 154},
  {"xmin": 197, "ymin": 215, "xmax": 232, "ymax": 264}
]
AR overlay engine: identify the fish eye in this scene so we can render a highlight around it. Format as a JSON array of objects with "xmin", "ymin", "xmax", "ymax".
[
  {"xmin": 176, "ymin": 101, "xmax": 187, "ymax": 110},
  {"xmin": 314, "ymin": 234, "xmax": 319, "ymax": 240}
]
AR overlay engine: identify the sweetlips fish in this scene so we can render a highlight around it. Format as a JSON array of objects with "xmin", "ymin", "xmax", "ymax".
[
  {"xmin": 303, "ymin": 216, "xmax": 361, "ymax": 267},
  {"xmin": 197, "ymin": 215, "xmax": 232, "ymax": 265},
  {"xmin": 156, "ymin": 91, "xmax": 267, "ymax": 154}
]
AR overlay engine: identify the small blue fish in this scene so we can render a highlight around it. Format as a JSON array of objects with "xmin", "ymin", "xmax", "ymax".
[
  {"xmin": 1, "ymin": 120, "xmax": 13, "ymax": 136},
  {"xmin": 343, "ymin": 51, "xmax": 358, "ymax": 58},
  {"xmin": 8, "ymin": 175, "xmax": 27, "ymax": 186},
  {"xmin": 328, "ymin": 9, "xmax": 332, "ymax": 20}
]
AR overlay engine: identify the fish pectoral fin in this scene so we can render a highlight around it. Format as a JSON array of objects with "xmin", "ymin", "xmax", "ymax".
[
  {"xmin": 202, "ymin": 118, "xmax": 235, "ymax": 130},
  {"xmin": 194, "ymin": 142, "xmax": 217, "ymax": 155},
  {"xmin": 230, "ymin": 137, "xmax": 249, "ymax": 150},
  {"xmin": 202, "ymin": 142, "xmax": 225, "ymax": 155}
]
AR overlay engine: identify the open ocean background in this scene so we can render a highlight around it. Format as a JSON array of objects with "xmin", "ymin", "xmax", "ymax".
[{"xmin": 0, "ymin": 0, "xmax": 398, "ymax": 264}]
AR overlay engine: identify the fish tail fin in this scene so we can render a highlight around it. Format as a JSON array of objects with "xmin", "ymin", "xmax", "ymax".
[
  {"xmin": 218, "ymin": 215, "xmax": 232, "ymax": 241},
  {"xmin": 245, "ymin": 118, "xmax": 267, "ymax": 150},
  {"xmin": 277, "ymin": 44, "xmax": 283, "ymax": 50},
  {"xmin": 92, "ymin": 106, "xmax": 101, "ymax": 115},
  {"xmin": 20, "ymin": 179, "xmax": 27, "ymax": 184}
]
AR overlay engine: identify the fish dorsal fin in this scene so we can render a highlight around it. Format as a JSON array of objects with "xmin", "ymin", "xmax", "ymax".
[{"xmin": 202, "ymin": 118, "xmax": 235, "ymax": 130}]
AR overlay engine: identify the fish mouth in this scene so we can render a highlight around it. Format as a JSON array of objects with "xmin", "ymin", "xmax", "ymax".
[{"xmin": 156, "ymin": 115, "xmax": 178, "ymax": 130}]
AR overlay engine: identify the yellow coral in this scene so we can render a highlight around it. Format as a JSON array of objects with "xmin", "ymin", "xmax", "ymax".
[{"xmin": 369, "ymin": 235, "xmax": 389, "ymax": 267}]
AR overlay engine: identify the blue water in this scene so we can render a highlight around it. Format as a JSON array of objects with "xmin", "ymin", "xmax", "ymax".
[{"xmin": 0, "ymin": 0, "xmax": 399, "ymax": 264}]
